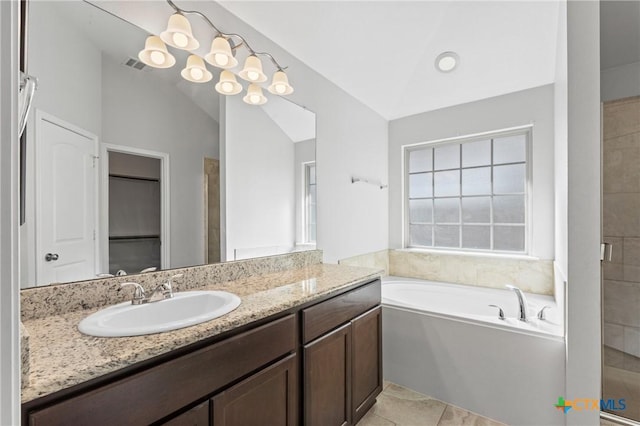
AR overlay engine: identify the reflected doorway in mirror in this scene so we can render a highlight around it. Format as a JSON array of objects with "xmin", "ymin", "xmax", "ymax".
[{"xmin": 100, "ymin": 144, "xmax": 170, "ymax": 276}]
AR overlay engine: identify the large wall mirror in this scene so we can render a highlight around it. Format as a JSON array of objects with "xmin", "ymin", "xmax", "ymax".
[{"xmin": 21, "ymin": 0, "xmax": 317, "ymax": 288}]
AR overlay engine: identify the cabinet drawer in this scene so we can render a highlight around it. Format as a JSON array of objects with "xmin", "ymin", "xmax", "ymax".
[
  {"xmin": 302, "ymin": 280, "xmax": 380, "ymax": 344},
  {"xmin": 28, "ymin": 314, "xmax": 296, "ymax": 426}
]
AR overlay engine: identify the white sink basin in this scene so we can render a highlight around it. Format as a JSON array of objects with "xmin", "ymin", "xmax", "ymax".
[{"xmin": 78, "ymin": 291, "xmax": 241, "ymax": 337}]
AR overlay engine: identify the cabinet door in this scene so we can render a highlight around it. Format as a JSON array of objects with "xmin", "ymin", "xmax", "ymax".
[
  {"xmin": 162, "ymin": 401, "xmax": 209, "ymax": 426},
  {"xmin": 351, "ymin": 306, "xmax": 382, "ymax": 424},
  {"xmin": 212, "ymin": 354, "xmax": 298, "ymax": 426},
  {"xmin": 304, "ymin": 323, "xmax": 352, "ymax": 426}
]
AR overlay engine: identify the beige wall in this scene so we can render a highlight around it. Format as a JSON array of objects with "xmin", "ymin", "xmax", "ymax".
[
  {"xmin": 340, "ymin": 249, "xmax": 553, "ymax": 295},
  {"xmin": 602, "ymin": 96, "xmax": 640, "ymax": 365}
]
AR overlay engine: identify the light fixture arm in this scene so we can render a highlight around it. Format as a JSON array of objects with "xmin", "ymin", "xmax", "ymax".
[{"xmin": 166, "ymin": 0, "xmax": 287, "ymax": 71}]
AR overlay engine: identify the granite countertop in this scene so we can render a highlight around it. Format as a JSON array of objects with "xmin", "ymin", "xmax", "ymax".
[{"xmin": 21, "ymin": 263, "xmax": 381, "ymax": 403}]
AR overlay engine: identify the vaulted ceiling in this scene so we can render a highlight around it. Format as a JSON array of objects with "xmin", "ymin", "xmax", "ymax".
[
  {"xmin": 218, "ymin": 1, "xmax": 561, "ymax": 120},
  {"xmin": 93, "ymin": 0, "xmax": 561, "ymax": 121}
]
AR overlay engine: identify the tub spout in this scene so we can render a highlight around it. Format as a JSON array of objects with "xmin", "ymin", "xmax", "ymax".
[{"xmin": 505, "ymin": 284, "xmax": 529, "ymax": 322}]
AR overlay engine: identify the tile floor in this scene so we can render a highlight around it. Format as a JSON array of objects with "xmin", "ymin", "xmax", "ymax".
[
  {"xmin": 362, "ymin": 381, "xmax": 639, "ymax": 426},
  {"xmin": 602, "ymin": 365, "xmax": 640, "ymax": 423},
  {"xmin": 358, "ymin": 382, "xmax": 505, "ymax": 426}
]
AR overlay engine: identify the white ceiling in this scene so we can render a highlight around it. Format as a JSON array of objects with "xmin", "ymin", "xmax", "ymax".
[
  {"xmin": 600, "ymin": 0, "xmax": 640, "ymax": 70},
  {"xmin": 218, "ymin": 1, "xmax": 561, "ymax": 120}
]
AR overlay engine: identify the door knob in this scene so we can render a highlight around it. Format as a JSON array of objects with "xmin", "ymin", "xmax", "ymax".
[{"xmin": 45, "ymin": 253, "xmax": 59, "ymax": 262}]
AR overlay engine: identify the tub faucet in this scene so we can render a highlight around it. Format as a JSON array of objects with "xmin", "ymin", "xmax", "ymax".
[{"xmin": 505, "ymin": 284, "xmax": 529, "ymax": 322}]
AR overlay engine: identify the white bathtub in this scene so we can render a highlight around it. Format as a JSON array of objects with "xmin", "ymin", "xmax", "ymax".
[{"xmin": 382, "ymin": 276, "xmax": 566, "ymax": 426}]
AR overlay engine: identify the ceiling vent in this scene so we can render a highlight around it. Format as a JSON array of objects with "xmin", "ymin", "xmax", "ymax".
[{"xmin": 122, "ymin": 57, "xmax": 147, "ymax": 71}]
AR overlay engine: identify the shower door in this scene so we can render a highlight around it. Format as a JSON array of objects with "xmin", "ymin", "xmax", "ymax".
[{"xmin": 601, "ymin": 95, "xmax": 640, "ymax": 423}]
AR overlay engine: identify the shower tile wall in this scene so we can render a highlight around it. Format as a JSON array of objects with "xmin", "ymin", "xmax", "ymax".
[{"xmin": 603, "ymin": 96, "xmax": 640, "ymax": 371}]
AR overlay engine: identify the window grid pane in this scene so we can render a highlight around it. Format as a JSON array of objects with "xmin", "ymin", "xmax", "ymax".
[{"xmin": 407, "ymin": 131, "xmax": 528, "ymax": 253}]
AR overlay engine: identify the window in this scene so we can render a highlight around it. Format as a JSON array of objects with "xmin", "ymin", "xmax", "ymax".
[
  {"xmin": 304, "ymin": 162, "xmax": 317, "ymax": 243},
  {"xmin": 405, "ymin": 130, "xmax": 529, "ymax": 253}
]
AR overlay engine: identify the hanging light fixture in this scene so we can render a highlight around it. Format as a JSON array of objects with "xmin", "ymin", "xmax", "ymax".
[
  {"xmin": 204, "ymin": 36, "xmax": 238, "ymax": 69},
  {"xmin": 181, "ymin": 55, "xmax": 212, "ymax": 83},
  {"xmin": 215, "ymin": 70, "xmax": 243, "ymax": 95},
  {"xmin": 268, "ymin": 71, "xmax": 294, "ymax": 95},
  {"xmin": 138, "ymin": 35, "xmax": 176, "ymax": 68},
  {"xmin": 141, "ymin": 0, "xmax": 294, "ymax": 104},
  {"xmin": 160, "ymin": 13, "xmax": 199, "ymax": 51},
  {"xmin": 243, "ymin": 83, "xmax": 267, "ymax": 105},
  {"xmin": 239, "ymin": 55, "xmax": 267, "ymax": 83}
]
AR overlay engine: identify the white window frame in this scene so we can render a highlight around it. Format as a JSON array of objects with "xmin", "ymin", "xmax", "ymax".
[
  {"xmin": 402, "ymin": 126, "xmax": 533, "ymax": 254},
  {"xmin": 303, "ymin": 161, "xmax": 316, "ymax": 244}
]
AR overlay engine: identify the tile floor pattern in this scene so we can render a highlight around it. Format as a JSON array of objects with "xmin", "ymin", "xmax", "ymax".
[
  {"xmin": 358, "ymin": 382, "xmax": 506, "ymax": 426},
  {"xmin": 603, "ymin": 365, "xmax": 640, "ymax": 423}
]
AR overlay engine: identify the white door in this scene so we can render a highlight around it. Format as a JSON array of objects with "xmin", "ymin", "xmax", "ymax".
[{"xmin": 36, "ymin": 112, "xmax": 98, "ymax": 285}]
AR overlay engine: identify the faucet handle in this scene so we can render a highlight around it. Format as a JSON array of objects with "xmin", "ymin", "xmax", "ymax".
[
  {"xmin": 121, "ymin": 282, "xmax": 146, "ymax": 305},
  {"xmin": 159, "ymin": 274, "xmax": 183, "ymax": 299},
  {"xmin": 537, "ymin": 305, "xmax": 552, "ymax": 320},
  {"xmin": 488, "ymin": 304, "xmax": 506, "ymax": 320},
  {"xmin": 140, "ymin": 267, "xmax": 157, "ymax": 273}
]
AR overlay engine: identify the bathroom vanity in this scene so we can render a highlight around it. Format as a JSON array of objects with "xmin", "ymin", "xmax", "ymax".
[{"xmin": 20, "ymin": 261, "xmax": 381, "ymax": 426}]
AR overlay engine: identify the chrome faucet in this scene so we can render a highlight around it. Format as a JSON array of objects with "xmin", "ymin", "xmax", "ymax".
[
  {"xmin": 505, "ymin": 284, "xmax": 529, "ymax": 322},
  {"xmin": 120, "ymin": 274, "xmax": 183, "ymax": 305},
  {"xmin": 146, "ymin": 274, "xmax": 183, "ymax": 303},
  {"xmin": 121, "ymin": 282, "xmax": 147, "ymax": 305}
]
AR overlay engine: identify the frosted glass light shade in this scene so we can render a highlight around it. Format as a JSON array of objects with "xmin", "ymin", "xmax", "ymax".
[
  {"xmin": 160, "ymin": 13, "xmax": 199, "ymax": 51},
  {"xmin": 267, "ymin": 71, "xmax": 294, "ymax": 95},
  {"xmin": 181, "ymin": 55, "xmax": 213, "ymax": 83},
  {"xmin": 138, "ymin": 36, "xmax": 176, "ymax": 68},
  {"xmin": 238, "ymin": 55, "xmax": 267, "ymax": 83},
  {"xmin": 243, "ymin": 83, "xmax": 267, "ymax": 105},
  {"xmin": 204, "ymin": 37, "xmax": 238, "ymax": 69},
  {"xmin": 215, "ymin": 70, "xmax": 243, "ymax": 95}
]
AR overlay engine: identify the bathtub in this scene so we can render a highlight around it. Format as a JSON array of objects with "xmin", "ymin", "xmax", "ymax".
[{"xmin": 382, "ymin": 276, "xmax": 566, "ymax": 426}]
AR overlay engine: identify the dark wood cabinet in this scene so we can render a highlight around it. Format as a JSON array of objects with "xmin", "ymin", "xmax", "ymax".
[
  {"xmin": 304, "ymin": 323, "xmax": 352, "ymax": 426},
  {"xmin": 302, "ymin": 282, "xmax": 382, "ymax": 426},
  {"xmin": 351, "ymin": 306, "xmax": 383, "ymax": 424},
  {"xmin": 23, "ymin": 279, "xmax": 382, "ymax": 426},
  {"xmin": 212, "ymin": 354, "xmax": 298, "ymax": 426},
  {"xmin": 162, "ymin": 401, "xmax": 209, "ymax": 426}
]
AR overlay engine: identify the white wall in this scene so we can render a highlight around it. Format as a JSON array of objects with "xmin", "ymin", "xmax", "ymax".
[
  {"xmin": 21, "ymin": 2, "xmax": 102, "ymax": 286},
  {"xmin": 221, "ymin": 95, "xmax": 295, "ymax": 261},
  {"xmin": 566, "ymin": 2, "xmax": 602, "ymax": 425},
  {"xmin": 388, "ymin": 85, "xmax": 556, "ymax": 260},
  {"xmin": 97, "ymin": 1, "xmax": 390, "ymax": 265},
  {"xmin": 295, "ymin": 139, "xmax": 316, "ymax": 245},
  {"xmin": 601, "ymin": 61, "xmax": 640, "ymax": 102},
  {"xmin": 101, "ymin": 56, "xmax": 218, "ymax": 269},
  {"xmin": 26, "ymin": 2, "xmax": 102, "ymax": 137},
  {"xmin": 0, "ymin": 1, "xmax": 20, "ymax": 423},
  {"xmin": 554, "ymin": 0, "xmax": 568, "ymax": 310}
]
